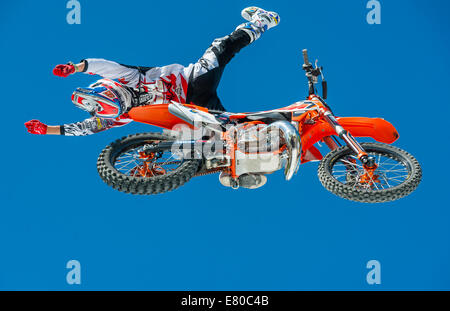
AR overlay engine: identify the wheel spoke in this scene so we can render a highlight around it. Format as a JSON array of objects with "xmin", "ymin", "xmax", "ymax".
[
  {"xmin": 330, "ymin": 149, "xmax": 412, "ymax": 192},
  {"xmin": 340, "ymin": 159, "xmax": 363, "ymax": 168},
  {"xmin": 115, "ymin": 159, "xmax": 136, "ymax": 169},
  {"xmin": 114, "ymin": 143, "xmax": 184, "ymax": 178}
]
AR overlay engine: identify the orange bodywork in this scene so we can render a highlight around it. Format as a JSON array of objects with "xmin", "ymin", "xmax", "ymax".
[
  {"xmin": 128, "ymin": 103, "xmax": 208, "ymax": 129},
  {"xmin": 127, "ymin": 102, "xmax": 400, "ymax": 167},
  {"xmin": 299, "ymin": 117, "xmax": 399, "ymax": 163},
  {"xmin": 337, "ymin": 117, "xmax": 399, "ymax": 144}
]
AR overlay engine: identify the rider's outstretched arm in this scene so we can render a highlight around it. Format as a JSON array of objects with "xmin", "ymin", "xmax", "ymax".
[
  {"xmin": 80, "ymin": 58, "xmax": 140, "ymax": 83},
  {"xmin": 61, "ymin": 116, "xmax": 132, "ymax": 136},
  {"xmin": 25, "ymin": 116, "xmax": 132, "ymax": 136},
  {"xmin": 53, "ymin": 58, "xmax": 144, "ymax": 86},
  {"xmin": 47, "ymin": 125, "xmax": 62, "ymax": 135}
]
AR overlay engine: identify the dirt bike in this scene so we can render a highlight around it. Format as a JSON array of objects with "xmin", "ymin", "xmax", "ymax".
[{"xmin": 97, "ymin": 49, "xmax": 422, "ymax": 203}]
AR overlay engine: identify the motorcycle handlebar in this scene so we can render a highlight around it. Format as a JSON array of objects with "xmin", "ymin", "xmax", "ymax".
[{"xmin": 302, "ymin": 49, "xmax": 310, "ymax": 66}]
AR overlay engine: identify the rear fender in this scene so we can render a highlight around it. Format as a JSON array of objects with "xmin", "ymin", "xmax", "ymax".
[
  {"xmin": 128, "ymin": 104, "xmax": 209, "ymax": 130},
  {"xmin": 301, "ymin": 117, "xmax": 399, "ymax": 162}
]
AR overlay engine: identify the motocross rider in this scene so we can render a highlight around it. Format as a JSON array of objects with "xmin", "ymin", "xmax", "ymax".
[{"xmin": 24, "ymin": 7, "xmax": 280, "ymax": 189}]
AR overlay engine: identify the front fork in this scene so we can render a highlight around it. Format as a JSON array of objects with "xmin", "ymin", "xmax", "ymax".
[{"xmin": 322, "ymin": 110, "xmax": 377, "ymax": 168}]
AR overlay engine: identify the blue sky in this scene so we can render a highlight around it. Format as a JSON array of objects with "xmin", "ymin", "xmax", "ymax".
[{"xmin": 0, "ymin": 0, "xmax": 449, "ymax": 290}]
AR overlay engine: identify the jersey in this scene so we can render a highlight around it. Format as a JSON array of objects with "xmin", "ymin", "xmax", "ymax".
[{"xmin": 61, "ymin": 58, "xmax": 195, "ymax": 136}]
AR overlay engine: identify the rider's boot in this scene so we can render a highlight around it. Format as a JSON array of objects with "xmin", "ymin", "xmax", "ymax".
[
  {"xmin": 235, "ymin": 7, "xmax": 280, "ymax": 43},
  {"xmin": 219, "ymin": 172, "xmax": 267, "ymax": 189},
  {"xmin": 197, "ymin": 7, "xmax": 280, "ymax": 74}
]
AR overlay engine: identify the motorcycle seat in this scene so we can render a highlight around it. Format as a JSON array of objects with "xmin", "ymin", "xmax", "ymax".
[{"xmin": 223, "ymin": 111, "xmax": 292, "ymax": 123}]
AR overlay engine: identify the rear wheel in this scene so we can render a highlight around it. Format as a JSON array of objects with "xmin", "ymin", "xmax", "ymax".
[
  {"xmin": 97, "ymin": 133, "xmax": 201, "ymax": 195},
  {"xmin": 318, "ymin": 143, "xmax": 422, "ymax": 203}
]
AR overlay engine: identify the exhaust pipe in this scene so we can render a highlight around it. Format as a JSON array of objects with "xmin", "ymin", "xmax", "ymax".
[{"xmin": 268, "ymin": 121, "xmax": 301, "ymax": 181}]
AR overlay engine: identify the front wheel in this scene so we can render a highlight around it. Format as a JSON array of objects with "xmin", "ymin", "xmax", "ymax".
[
  {"xmin": 97, "ymin": 133, "xmax": 201, "ymax": 195},
  {"xmin": 318, "ymin": 143, "xmax": 422, "ymax": 203}
]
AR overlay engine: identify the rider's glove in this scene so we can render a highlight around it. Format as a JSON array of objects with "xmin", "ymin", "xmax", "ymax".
[
  {"xmin": 53, "ymin": 64, "xmax": 76, "ymax": 77},
  {"xmin": 25, "ymin": 120, "xmax": 48, "ymax": 135}
]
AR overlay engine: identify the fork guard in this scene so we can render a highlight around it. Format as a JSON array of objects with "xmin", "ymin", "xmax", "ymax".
[{"xmin": 301, "ymin": 117, "xmax": 400, "ymax": 161}]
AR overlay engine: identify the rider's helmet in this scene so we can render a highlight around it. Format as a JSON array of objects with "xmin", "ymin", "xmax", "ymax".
[{"xmin": 71, "ymin": 79, "xmax": 133, "ymax": 119}]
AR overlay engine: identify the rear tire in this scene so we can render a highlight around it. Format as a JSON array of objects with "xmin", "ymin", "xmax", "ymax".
[
  {"xmin": 318, "ymin": 143, "xmax": 422, "ymax": 203},
  {"xmin": 97, "ymin": 133, "xmax": 201, "ymax": 195}
]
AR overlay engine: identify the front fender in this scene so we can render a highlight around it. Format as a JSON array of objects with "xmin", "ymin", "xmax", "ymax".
[
  {"xmin": 301, "ymin": 117, "xmax": 399, "ymax": 160},
  {"xmin": 337, "ymin": 117, "xmax": 399, "ymax": 144}
]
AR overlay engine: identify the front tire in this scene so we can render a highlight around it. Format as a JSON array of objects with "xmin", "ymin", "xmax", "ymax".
[
  {"xmin": 318, "ymin": 143, "xmax": 422, "ymax": 203},
  {"xmin": 97, "ymin": 133, "xmax": 201, "ymax": 195}
]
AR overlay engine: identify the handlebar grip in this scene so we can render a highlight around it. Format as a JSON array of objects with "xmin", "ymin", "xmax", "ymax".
[{"xmin": 302, "ymin": 49, "xmax": 310, "ymax": 65}]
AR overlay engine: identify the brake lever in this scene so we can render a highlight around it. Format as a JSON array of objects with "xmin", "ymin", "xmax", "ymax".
[
  {"xmin": 303, "ymin": 59, "xmax": 322, "ymax": 84},
  {"xmin": 302, "ymin": 49, "xmax": 328, "ymax": 99}
]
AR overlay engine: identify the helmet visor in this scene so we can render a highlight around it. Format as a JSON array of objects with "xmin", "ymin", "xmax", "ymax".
[{"xmin": 72, "ymin": 86, "xmax": 121, "ymax": 118}]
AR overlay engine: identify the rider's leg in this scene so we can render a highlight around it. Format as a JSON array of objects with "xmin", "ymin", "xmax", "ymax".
[
  {"xmin": 197, "ymin": 7, "xmax": 280, "ymax": 71},
  {"xmin": 186, "ymin": 7, "xmax": 280, "ymax": 111}
]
